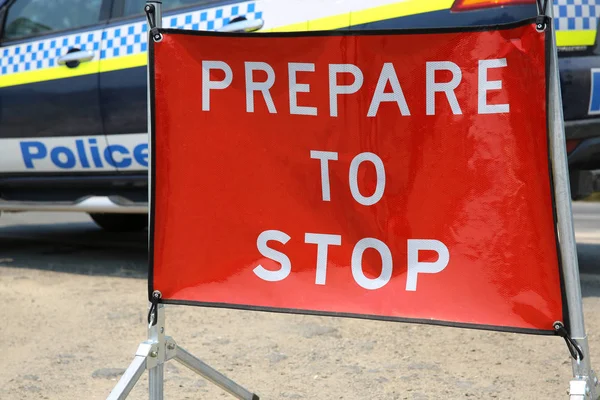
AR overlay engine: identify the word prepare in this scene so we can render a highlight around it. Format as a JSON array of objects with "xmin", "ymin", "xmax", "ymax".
[{"xmin": 201, "ymin": 59, "xmax": 509, "ymax": 117}]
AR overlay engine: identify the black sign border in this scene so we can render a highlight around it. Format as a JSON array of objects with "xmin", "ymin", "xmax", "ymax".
[{"xmin": 148, "ymin": 17, "xmax": 567, "ymax": 336}]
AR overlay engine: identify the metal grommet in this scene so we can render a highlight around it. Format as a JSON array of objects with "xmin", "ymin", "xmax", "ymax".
[
  {"xmin": 535, "ymin": 22, "xmax": 547, "ymax": 32},
  {"xmin": 153, "ymin": 32, "xmax": 163, "ymax": 42},
  {"xmin": 535, "ymin": 15, "xmax": 548, "ymax": 32},
  {"xmin": 553, "ymin": 321, "xmax": 563, "ymax": 330}
]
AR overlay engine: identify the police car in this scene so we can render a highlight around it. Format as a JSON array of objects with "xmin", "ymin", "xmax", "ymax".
[{"xmin": 0, "ymin": 0, "xmax": 598, "ymax": 231}]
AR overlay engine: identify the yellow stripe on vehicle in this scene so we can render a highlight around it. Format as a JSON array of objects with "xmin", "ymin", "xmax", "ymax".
[
  {"xmin": 0, "ymin": 54, "xmax": 149, "ymax": 88},
  {"xmin": 556, "ymin": 30, "xmax": 597, "ymax": 47},
  {"xmin": 262, "ymin": 0, "xmax": 454, "ymax": 32},
  {"xmin": 308, "ymin": 13, "xmax": 351, "ymax": 31},
  {"xmin": 350, "ymin": 0, "xmax": 455, "ymax": 27},
  {"xmin": 98, "ymin": 53, "xmax": 147, "ymax": 74},
  {"xmin": 0, "ymin": 61, "xmax": 99, "ymax": 88}
]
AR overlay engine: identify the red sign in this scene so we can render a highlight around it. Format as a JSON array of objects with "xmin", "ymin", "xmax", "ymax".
[{"xmin": 150, "ymin": 20, "xmax": 565, "ymax": 334}]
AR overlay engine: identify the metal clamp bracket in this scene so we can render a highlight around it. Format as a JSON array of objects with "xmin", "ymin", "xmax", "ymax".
[
  {"xmin": 536, "ymin": 0, "xmax": 550, "ymax": 31},
  {"xmin": 107, "ymin": 304, "xmax": 259, "ymax": 400},
  {"xmin": 555, "ymin": 321, "xmax": 586, "ymax": 362},
  {"xmin": 144, "ymin": 2, "xmax": 163, "ymax": 42}
]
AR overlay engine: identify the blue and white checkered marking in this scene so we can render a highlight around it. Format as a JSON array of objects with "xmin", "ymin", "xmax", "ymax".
[
  {"xmin": 554, "ymin": 0, "xmax": 600, "ymax": 31},
  {"xmin": 0, "ymin": 31, "xmax": 103, "ymax": 75},
  {"xmin": 0, "ymin": 1, "xmax": 260, "ymax": 77},
  {"xmin": 101, "ymin": 3, "xmax": 260, "ymax": 60}
]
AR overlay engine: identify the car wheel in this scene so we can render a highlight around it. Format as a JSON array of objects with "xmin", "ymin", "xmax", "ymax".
[{"xmin": 89, "ymin": 213, "xmax": 147, "ymax": 232}]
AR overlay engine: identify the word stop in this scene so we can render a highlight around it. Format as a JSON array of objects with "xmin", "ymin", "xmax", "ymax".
[{"xmin": 253, "ymin": 230, "xmax": 450, "ymax": 291}]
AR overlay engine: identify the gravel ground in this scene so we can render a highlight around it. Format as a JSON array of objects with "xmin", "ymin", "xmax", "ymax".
[{"xmin": 1, "ymin": 211, "xmax": 600, "ymax": 399}]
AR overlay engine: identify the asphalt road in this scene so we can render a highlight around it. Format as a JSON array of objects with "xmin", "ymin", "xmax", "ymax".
[
  {"xmin": 0, "ymin": 211, "xmax": 148, "ymax": 278},
  {"xmin": 572, "ymin": 202, "xmax": 600, "ymax": 276}
]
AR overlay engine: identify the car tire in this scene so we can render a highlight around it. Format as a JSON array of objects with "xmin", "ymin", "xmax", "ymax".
[{"xmin": 89, "ymin": 213, "xmax": 147, "ymax": 232}]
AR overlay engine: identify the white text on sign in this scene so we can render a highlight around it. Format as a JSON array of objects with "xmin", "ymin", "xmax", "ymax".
[
  {"xmin": 253, "ymin": 151, "xmax": 450, "ymax": 291},
  {"xmin": 201, "ymin": 59, "xmax": 509, "ymax": 116}
]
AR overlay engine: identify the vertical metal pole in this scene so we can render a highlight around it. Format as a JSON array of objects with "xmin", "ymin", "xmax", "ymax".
[
  {"xmin": 146, "ymin": 2, "xmax": 162, "ymax": 398},
  {"xmin": 146, "ymin": 0, "xmax": 161, "ymax": 242},
  {"xmin": 547, "ymin": 5, "xmax": 598, "ymax": 397},
  {"xmin": 149, "ymin": 304, "xmax": 165, "ymax": 400}
]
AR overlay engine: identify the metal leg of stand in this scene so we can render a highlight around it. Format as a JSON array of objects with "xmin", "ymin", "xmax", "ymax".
[
  {"xmin": 107, "ymin": 342, "xmax": 155, "ymax": 400},
  {"xmin": 106, "ymin": 303, "xmax": 260, "ymax": 400},
  {"xmin": 547, "ymin": 6, "xmax": 599, "ymax": 399},
  {"xmin": 573, "ymin": 379, "xmax": 591, "ymax": 400},
  {"xmin": 148, "ymin": 300, "xmax": 166, "ymax": 400},
  {"xmin": 174, "ymin": 345, "xmax": 258, "ymax": 400},
  {"xmin": 149, "ymin": 364, "xmax": 164, "ymax": 400},
  {"xmin": 107, "ymin": 302, "xmax": 164, "ymax": 400}
]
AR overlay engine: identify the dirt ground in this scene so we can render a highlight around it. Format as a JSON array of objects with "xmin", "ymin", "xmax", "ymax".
[{"xmin": 2, "ymin": 211, "xmax": 600, "ymax": 399}]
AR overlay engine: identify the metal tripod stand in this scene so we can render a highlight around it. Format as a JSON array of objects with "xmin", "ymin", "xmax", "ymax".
[{"xmin": 106, "ymin": 304, "xmax": 259, "ymax": 400}]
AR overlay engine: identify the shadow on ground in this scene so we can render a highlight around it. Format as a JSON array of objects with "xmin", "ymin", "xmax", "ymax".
[
  {"xmin": 0, "ymin": 221, "xmax": 148, "ymax": 278},
  {"xmin": 578, "ymin": 243, "xmax": 600, "ymax": 274}
]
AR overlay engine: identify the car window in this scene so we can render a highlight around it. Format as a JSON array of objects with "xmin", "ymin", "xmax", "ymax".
[
  {"xmin": 2, "ymin": 0, "xmax": 103, "ymax": 41},
  {"xmin": 119, "ymin": 0, "xmax": 224, "ymax": 18}
]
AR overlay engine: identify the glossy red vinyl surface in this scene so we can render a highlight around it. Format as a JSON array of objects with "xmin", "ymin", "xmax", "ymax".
[{"xmin": 151, "ymin": 22, "xmax": 564, "ymax": 333}]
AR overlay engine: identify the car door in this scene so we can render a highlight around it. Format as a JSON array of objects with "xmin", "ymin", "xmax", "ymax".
[
  {"xmin": 99, "ymin": 0, "xmax": 263, "ymax": 172},
  {"xmin": 0, "ymin": 0, "xmax": 114, "ymax": 174}
]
